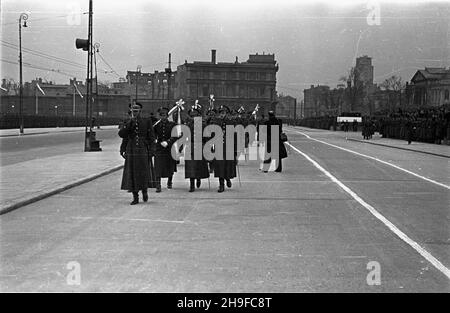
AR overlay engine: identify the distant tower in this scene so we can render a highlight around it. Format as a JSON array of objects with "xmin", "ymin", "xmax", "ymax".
[{"xmin": 355, "ymin": 55, "xmax": 373, "ymax": 87}]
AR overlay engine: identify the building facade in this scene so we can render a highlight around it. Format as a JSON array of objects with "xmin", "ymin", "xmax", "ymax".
[
  {"xmin": 355, "ymin": 55, "xmax": 374, "ymax": 88},
  {"xmin": 303, "ymin": 85, "xmax": 331, "ymax": 118},
  {"xmin": 276, "ymin": 94, "xmax": 297, "ymax": 119},
  {"xmin": 175, "ymin": 50, "xmax": 278, "ymax": 115},
  {"xmin": 406, "ymin": 67, "xmax": 450, "ymax": 108}
]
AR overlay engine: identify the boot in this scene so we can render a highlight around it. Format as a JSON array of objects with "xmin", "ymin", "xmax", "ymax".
[
  {"xmin": 226, "ymin": 179, "xmax": 232, "ymax": 188},
  {"xmin": 189, "ymin": 179, "xmax": 195, "ymax": 192},
  {"xmin": 167, "ymin": 176, "xmax": 173, "ymax": 189},
  {"xmin": 218, "ymin": 178, "xmax": 225, "ymax": 193},
  {"xmin": 196, "ymin": 179, "xmax": 201, "ymax": 188},
  {"xmin": 130, "ymin": 192, "xmax": 139, "ymax": 205},
  {"xmin": 156, "ymin": 178, "xmax": 161, "ymax": 193},
  {"xmin": 142, "ymin": 189, "xmax": 148, "ymax": 202}
]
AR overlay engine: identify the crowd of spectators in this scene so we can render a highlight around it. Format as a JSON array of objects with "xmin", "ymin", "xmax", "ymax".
[{"xmin": 284, "ymin": 106, "xmax": 450, "ymax": 145}]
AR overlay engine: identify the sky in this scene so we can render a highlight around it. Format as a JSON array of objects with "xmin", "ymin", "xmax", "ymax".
[{"xmin": 1, "ymin": 0, "xmax": 449, "ymax": 100}]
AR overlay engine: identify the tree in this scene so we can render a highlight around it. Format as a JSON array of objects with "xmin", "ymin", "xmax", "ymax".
[
  {"xmin": 380, "ymin": 75, "xmax": 405, "ymax": 111},
  {"xmin": 2, "ymin": 77, "xmax": 19, "ymax": 95},
  {"xmin": 339, "ymin": 67, "xmax": 365, "ymax": 112}
]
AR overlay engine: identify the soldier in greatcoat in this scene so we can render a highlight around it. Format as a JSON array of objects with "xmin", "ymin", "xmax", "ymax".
[
  {"xmin": 262, "ymin": 110, "xmax": 287, "ymax": 173},
  {"xmin": 183, "ymin": 103, "xmax": 210, "ymax": 192},
  {"xmin": 153, "ymin": 107, "xmax": 178, "ymax": 192},
  {"xmin": 119, "ymin": 102, "xmax": 156, "ymax": 205},
  {"xmin": 208, "ymin": 105, "xmax": 237, "ymax": 193}
]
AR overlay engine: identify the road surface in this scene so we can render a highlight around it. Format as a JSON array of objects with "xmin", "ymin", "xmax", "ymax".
[{"xmin": 0, "ymin": 127, "xmax": 448, "ymax": 292}]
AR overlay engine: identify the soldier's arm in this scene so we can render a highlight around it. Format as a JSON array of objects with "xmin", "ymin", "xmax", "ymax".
[
  {"xmin": 166, "ymin": 122, "xmax": 181, "ymax": 146},
  {"xmin": 118, "ymin": 120, "xmax": 132, "ymax": 138},
  {"xmin": 120, "ymin": 137, "xmax": 128, "ymax": 158},
  {"xmin": 147, "ymin": 119, "xmax": 156, "ymax": 151}
]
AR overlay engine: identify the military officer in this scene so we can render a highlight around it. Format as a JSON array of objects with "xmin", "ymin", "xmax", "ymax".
[
  {"xmin": 208, "ymin": 105, "xmax": 237, "ymax": 193},
  {"xmin": 119, "ymin": 102, "xmax": 156, "ymax": 205},
  {"xmin": 184, "ymin": 103, "xmax": 210, "ymax": 192},
  {"xmin": 153, "ymin": 106, "xmax": 178, "ymax": 192}
]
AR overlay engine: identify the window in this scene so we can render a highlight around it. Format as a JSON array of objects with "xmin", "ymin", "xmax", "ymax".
[
  {"xmin": 202, "ymin": 86, "xmax": 209, "ymax": 97},
  {"xmin": 259, "ymin": 87, "xmax": 266, "ymax": 97},
  {"xmin": 445, "ymin": 89, "xmax": 449, "ymax": 100},
  {"xmin": 260, "ymin": 72, "xmax": 266, "ymax": 81},
  {"xmin": 226, "ymin": 84, "xmax": 235, "ymax": 97}
]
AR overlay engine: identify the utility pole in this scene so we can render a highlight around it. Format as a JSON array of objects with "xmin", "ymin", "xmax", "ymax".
[
  {"xmin": 293, "ymin": 98, "xmax": 297, "ymax": 122},
  {"xmin": 18, "ymin": 13, "xmax": 29, "ymax": 134},
  {"xmin": 73, "ymin": 85, "xmax": 76, "ymax": 116},
  {"xmin": 76, "ymin": 0, "xmax": 100, "ymax": 151},
  {"xmin": 165, "ymin": 53, "xmax": 172, "ymax": 106},
  {"xmin": 135, "ymin": 65, "xmax": 141, "ymax": 103}
]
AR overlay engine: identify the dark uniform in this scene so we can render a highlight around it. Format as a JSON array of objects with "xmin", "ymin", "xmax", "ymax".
[
  {"xmin": 184, "ymin": 108, "xmax": 210, "ymax": 192},
  {"xmin": 153, "ymin": 107, "xmax": 178, "ymax": 192},
  {"xmin": 405, "ymin": 118, "xmax": 415, "ymax": 144},
  {"xmin": 208, "ymin": 106, "xmax": 237, "ymax": 192},
  {"xmin": 119, "ymin": 106, "xmax": 156, "ymax": 205},
  {"xmin": 263, "ymin": 111, "xmax": 287, "ymax": 172}
]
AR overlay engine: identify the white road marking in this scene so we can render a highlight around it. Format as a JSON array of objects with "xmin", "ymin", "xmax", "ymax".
[
  {"xmin": 71, "ymin": 216, "xmax": 186, "ymax": 224},
  {"xmin": 285, "ymin": 141, "xmax": 450, "ymax": 280},
  {"xmin": 286, "ymin": 128, "xmax": 450, "ymax": 190}
]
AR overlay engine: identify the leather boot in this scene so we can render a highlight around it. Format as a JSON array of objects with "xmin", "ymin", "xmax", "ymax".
[
  {"xmin": 130, "ymin": 192, "xmax": 139, "ymax": 205},
  {"xmin": 218, "ymin": 178, "xmax": 225, "ymax": 193},
  {"xmin": 196, "ymin": 179, "xmax": 201, "ymax": 188},
  {"xmin": 226, "ymin": 179, "xmax": 232, "ymax": 188},
  {"xmin": 156, "ymin": 178, "xmax": 161, "ymax": 193},
  {"xmin": 142, "ymin": 189, "xmax": 148, "ymax": 202},
  {"xmin": 189, "ymin": 179, "xmax": 195, "ymax": 192},
  {"xmin": 167, "ymin": 176, "xmax": 173, "ymax": 189}
]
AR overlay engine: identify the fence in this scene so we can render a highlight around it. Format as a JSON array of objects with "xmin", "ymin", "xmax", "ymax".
[{"xmin": 0, "ymin": 114, "xmax": 123, "ymax": 129}]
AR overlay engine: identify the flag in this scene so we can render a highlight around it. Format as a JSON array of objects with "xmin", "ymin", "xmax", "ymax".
[
  {"xmin": 36, "ymin": 83, "xmax": 45, "ymax": 95},
  {"xmin": 73, "ymin": 83, "xmax": 83, "ymax": 98}
]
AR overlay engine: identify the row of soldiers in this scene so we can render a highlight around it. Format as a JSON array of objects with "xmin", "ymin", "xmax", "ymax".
[{"xmin": 118, "ymin": 101, "xmax": 271, "ymax": 205}]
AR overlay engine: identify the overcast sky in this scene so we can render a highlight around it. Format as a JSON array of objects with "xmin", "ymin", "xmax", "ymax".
[{"xmin": 1, "ymin": 0, "xmax": 449, "ymax": 99}]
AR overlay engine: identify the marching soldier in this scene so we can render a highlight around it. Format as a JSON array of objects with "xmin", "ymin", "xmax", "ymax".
[
  {"xmin": 184, "ymin": 103, "xmax": 210, "ymax": 192},
  {"xmin": 262, "ymin": 110, "xmax": 287, "ymax": 173},
  {"xmin": 208, "ymin": 105, "xmax": 237, "ymax": 193},
  {"xmin": 153, "ymin": 106, "xmax": 178, "ymax": 192},
  {"xmin": 119, "ymin": 102, "xmax": 156, "ymax": 205}
]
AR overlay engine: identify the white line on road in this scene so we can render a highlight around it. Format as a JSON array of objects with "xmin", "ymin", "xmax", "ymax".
[
  {"xmin": 285, "ymin": 141, "xmax": 450, "ymax": 280},
  {"xmin": 71, "ymin": 216, "xmax": 186, "ymax": 224},
  {"xmin": 287, "ymin": 128, "xmax": 450, "ymax": 190}
]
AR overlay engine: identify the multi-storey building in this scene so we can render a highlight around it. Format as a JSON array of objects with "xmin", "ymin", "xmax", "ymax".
[
  {"xmin": 175, "ymin": 50, "xmax": 278, "ymax": 115},
  {"xmin": 303, "ymin": 85, "xmax": 331, "ymax": 118},
  {"xmin": 276, "ymin": 94, "xmax": 297, "ymax": 119},
  {"xmin": 406, "ymin": 67, "xmax": 450, "ymax": 108},
  {"xmin": 355, "ymin": 55, "xmax": 374, "ymax": 88}
]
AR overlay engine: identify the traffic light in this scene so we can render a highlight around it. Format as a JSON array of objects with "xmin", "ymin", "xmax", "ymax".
[{"xmin": 75, "ymin": 38, "xmax": 89, "ymax": 51}]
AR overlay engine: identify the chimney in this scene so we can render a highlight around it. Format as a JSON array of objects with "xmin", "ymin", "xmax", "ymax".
[{"xmin": 211, "ymin": 49, "xmax": 216, "ymax": 64}]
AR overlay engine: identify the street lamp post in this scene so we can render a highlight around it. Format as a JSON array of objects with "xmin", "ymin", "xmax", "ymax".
[
  {"xmin": 18, "ymin": 12, "xmax": 29, "ymax": 134},
  {"xmin": 165, "ymin": 53, "xmax": 172, "ymax": 105},
  {"xmin": 135, "ymin": 65, "xmax": 141, "ymax": 103}
]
